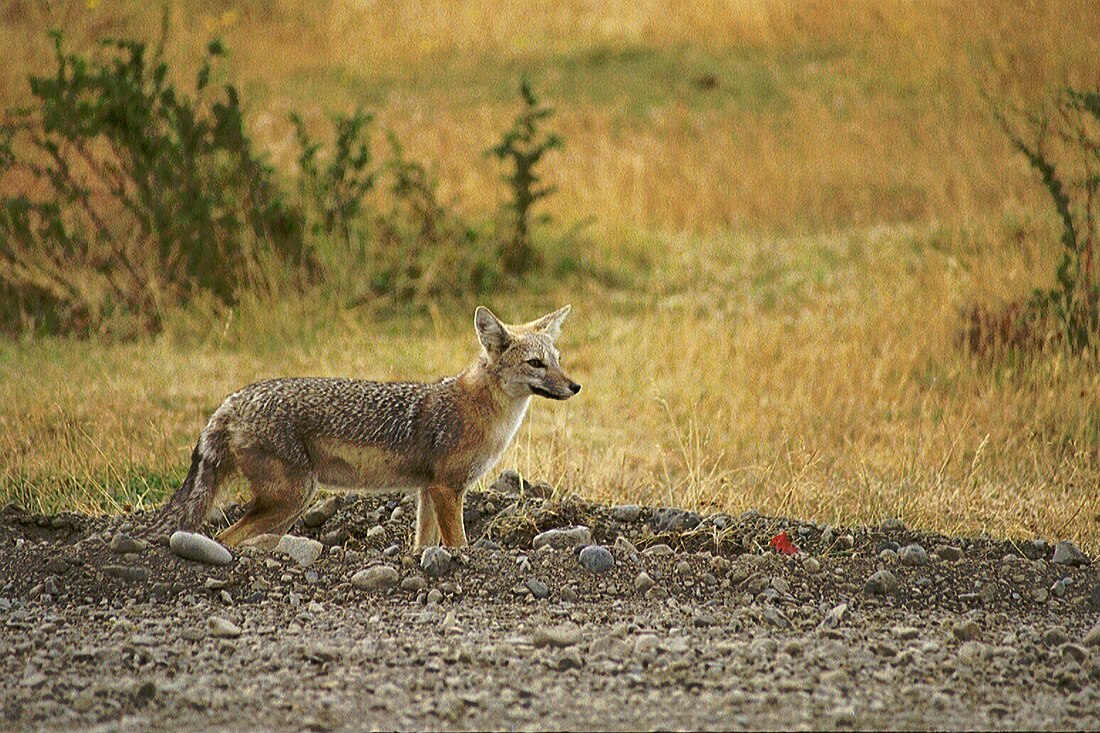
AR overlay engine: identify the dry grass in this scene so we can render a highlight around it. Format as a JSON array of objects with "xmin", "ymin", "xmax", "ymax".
[{"xmin": 2, "ymin": 0, "xmax": 1100, "ymax": 549}]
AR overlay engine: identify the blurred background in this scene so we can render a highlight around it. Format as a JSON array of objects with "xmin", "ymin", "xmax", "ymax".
[{"xmin": 1, "ymin": 0, "xmax": 1098, "ymax": 549}]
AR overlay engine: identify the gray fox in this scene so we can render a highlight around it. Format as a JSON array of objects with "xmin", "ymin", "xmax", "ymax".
[{"xmin": 145, "ymin": 305, "xmax": 579, "ymax": 548}]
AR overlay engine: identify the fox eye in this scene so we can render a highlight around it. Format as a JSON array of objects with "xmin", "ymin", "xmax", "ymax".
[{"xmin": 525, "ymin": 358, "xmax": 546, "ymax": 369}]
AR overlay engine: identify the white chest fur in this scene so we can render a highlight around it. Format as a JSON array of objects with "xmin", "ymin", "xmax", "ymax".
[{"xmin": 468, "ymin": 396, "xmax": 530, "ymax": 484}]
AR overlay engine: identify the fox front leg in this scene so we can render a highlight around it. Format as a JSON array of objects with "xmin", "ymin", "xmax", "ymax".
[
  {"xmin": 414, "ymin": 486, "xmax": 441, "ymax": 549},
  {"xmin": 428, "ymin": 484, "xmax": 468, "ymax": 548}
]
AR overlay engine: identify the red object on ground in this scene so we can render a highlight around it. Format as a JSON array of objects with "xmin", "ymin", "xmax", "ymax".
[{"xmin": 769, "ymin": 531, "xmax": 800, "ymax": 555}]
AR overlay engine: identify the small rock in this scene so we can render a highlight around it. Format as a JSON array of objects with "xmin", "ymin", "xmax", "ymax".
[
  {"xmin": 819, "ymin": 603, "xmax": 848, "ymax": 630},
  {"xmin": 526, "ymin": 578, "xmax": 550, "ymax": 599},
  {"xmin": 864, "ymin": 569, "xmax": 898, "ymax": 595},
  {"xmin": 320, "ymin": 528, "xmax": 349, "ymax": 546},
  {"xmin": 650, "ymin": 508, "xmax": 701, "ymax": 533},
  {"xmin": 170, "ymin": 531, "xmax": 232, "ymax": 566},
  {"xmin": 892, "ymin": 626, "xmax": 920, "ymax": 640},
  {"xmin": 612, "ymin": 505, "xmax": 643, "ymax": 523},
  {"xmin": 589, "ymin": 635, "xmax": 631, "ymax": 660},
  {"xmin": 1041, "ymin": 627, "xmax": 1069, "ymax": 646},
  {"xmin": 208, "ymin": 616, "xmax": 241, "ymax": 638},
  {"xmin": 275, "ymin": 535, "xmax": 323, "ymax": 567},
  {"xmin": 953, "ymin": 619, "xmax": 981, "ymax": 642},
  {"xmin": 532, "ymin": 526, "xmax": 592, "ymax": 551},
  {"xmin": 831, "ymin": 704, "xmax": 856, "ymax": 725},
  {"xmin": 1081, "ymin": 624, "xmax": 1100, "ymax": 647},
  {"xmin": 1061, "ymin": 643, "xmax": 1088, "ymax": 663},
  {"xmin": 560, "ymin": 586, "xmax": 579, "ymax": 603},
  {"xmin": 44, "ymin": 558, "xmax": 71, "ymax": 575},
  {"xmin": 675, "ymin": 560, "xmax": 692, "ymax": 576},
  {"xmin": 633, "ymin": 634, "xmax": 659, "ymax": 658},
  {"xmin": 642, "ymin": 544, "xmax": 674, "ymax": 557},
  {"xmin": 103, "ymin": 565, "xmax": 149, "ymax": 582},
  {"xmin": 420, "ymin": 546, "xmax": 452, "ymax": 577},
  {"xmin": 578, "ymin": 545, "xmax": 615, "ymax": 574},
  {"xmin": 133, "ymin": 680, "xmax": 157, "ymax": 705},
  {"xmin": 761, "ymin": 606, "xmax": 788, "ymax": 628},
  {"xmin": 802, "ymin": 557, "xmax": 822, "ymax": 574},
  {"xmin": 1052, "ymin": 541, "xmax": 1089, "ymax": 567},
  {"xmin": 472, "ymin": 538, "xmax": 501, "ymax": 551},
  {"xmin": 1051, "ymin": 578, "xmax": 1069, "ymax": 598},
  {"xmin": 771, "ymin": 577, "xmax": 790, "ymax": 594},
  {"xmin": 555, "ymin": 648, "xmax": 584, "ymax": 671},
  {"xmin": 401, "ymin": 576, "xmax": 427, "ymax": 593},
  {"xmin": 935, "ymin": 544, "xmax": 964, "ymax": 562},
  {"xmin": 366, "ymin": 525, "xmax": 386, "ymax": 540},
  {"xmin": 879, "ymin": 518, "xmax": 904, "ymax": 531},
  {"xmin": 302, "ymin": 496, "xmax": 340, "ymax": 527},
  {"xmin": 426, "ymin": 588, "xmax": 443, "ymax": 605},
  {"xmin": 527, "ymin": 481, "xmax": 555, "ymax": 499},
  {"xmin": 351, "ymin": 565, "xmax": 399, "ymax": 591},
  {"xmin": 109, "ymin": 533, "xmax": 147, "ymax": 554},
  {"xmin": 899, "ymin": 544, "xmax": 929, "ymax": 566},
  {"xmin": 490, "ymin": 468, "xmax": 523, "ymax": 494},
  {"xmin": 693, "ymin": 612, "xmax": 717, "ymax": 627},
  {"xmin": 532, "ymin": 623, "xmax": 582, "ymax": 648},
  {"xmin": 613, "ymin": 536, "xmax": 639, "ymax": 559},
  {"xmin": 240, "ymin": 533, "xmax": 282, "ymax": 551},
  {"xmin": 634, "ymin": 572, "xmax": 656, "ymax": 594},
  {"xmin": 879, "ymin": 549, "xmax": 898, "ymax": 562}
]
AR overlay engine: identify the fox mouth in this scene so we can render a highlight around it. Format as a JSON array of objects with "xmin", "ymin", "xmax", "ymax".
[{"xmin": 531, "ymin": 386, "xmax": 571, "ymax": 400}]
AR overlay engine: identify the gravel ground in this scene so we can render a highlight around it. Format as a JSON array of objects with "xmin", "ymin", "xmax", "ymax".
[{"xmin": 2, "ymin": 471, "xmax": 1099, "ymax": 732}]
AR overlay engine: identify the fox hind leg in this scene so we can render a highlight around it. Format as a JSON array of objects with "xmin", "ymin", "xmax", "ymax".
[{"xmin": 216, "ymin": 449, "xmax": 317, "ymax": 547}]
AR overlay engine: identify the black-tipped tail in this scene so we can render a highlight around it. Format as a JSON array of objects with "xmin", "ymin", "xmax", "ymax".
[{"xmin": 139, "ymin": 444, "xmax": 214, "ymax": 541}]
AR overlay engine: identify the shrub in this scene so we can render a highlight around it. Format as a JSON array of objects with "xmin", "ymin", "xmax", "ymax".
[
  {"xmin": 486, "ymin": 79, "xmax": 563, "ymax": 275},
  {"xmin": 0, "ymin": 31, "xmax": 572, "ymax": 337},
  {"xmin": 978, "ymin": 85, "xmax": 1100, "ymax": 356},
  {"xmin": 0, "ymin": 32, "xmax": 309, "ymax": 337}
]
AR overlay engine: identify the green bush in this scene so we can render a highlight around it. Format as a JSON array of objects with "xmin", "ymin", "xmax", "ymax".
[
  {"xmin": 486, "ymin": 79, "xmax": 564, "ymax": 275},
  {"xmin": 0, "ymin": 32, "xmax": 571, "ymax": 337},
  {"xmin": 987, "ymin": 85, "xmax": 1100, "ymax": 355},
  {"xmin": 0, "ymin": 33, "xmax": 308, "ymax": 337}
]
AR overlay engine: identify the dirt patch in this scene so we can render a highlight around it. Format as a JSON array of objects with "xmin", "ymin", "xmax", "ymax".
[{"xmin": 2, "ymin": 472, "xmax": 1099, "ymax": 731}]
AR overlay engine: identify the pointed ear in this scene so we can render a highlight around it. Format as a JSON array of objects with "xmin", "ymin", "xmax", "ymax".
[
  {"xmin": 474, "ymin": 306, "xmax": 510, "ymax": 355},
  {"xmin": 528, "ymin": 304, "xmax": 571, "ymax": 340}
]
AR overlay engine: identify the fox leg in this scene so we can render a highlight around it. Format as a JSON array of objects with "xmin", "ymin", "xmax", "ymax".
[
  {"xmin": 216, "ymin": 449, "xmax": 317, "ymax": 547},
  {"xmin": 428, "ymin": 484, "xmax": 467, "ymax": 548},
  {"xmin": 415, "ymin": 486, "xmax": 441, "ymax": 549}
]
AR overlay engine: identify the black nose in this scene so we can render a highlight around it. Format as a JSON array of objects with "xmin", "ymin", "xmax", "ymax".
[{"xmin": 569, "ymin": 382, "xmax": 581, "ymax": 394}]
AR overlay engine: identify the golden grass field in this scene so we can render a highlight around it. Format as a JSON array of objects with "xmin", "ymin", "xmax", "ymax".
[{"xmin": 2, "ymin": 0, "xmax": 1100, "ymax": 550}]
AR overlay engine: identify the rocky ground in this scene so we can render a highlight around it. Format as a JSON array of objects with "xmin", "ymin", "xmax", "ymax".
[{"xmin": 2, "ymin": 470, "xmax": 1099, "ymax": 732}]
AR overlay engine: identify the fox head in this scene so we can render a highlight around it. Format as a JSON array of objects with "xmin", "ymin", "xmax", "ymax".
[{"xmin": 474, "ymin": 305, "xmax": 581, "ymax": 401}]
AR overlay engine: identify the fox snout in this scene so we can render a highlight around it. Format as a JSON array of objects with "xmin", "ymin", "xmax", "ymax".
[{"xmin": 533, "ymin": 377, "xmax": 581, "ymax": 400}]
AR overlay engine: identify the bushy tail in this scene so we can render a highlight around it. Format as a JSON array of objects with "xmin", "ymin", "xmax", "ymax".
[{"xmin": 140, "ymin": 436, "xmax": 224, "ymax": 541}]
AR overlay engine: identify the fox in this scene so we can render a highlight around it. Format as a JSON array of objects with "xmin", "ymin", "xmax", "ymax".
[{"xmin": 143, "ymin": 305, "xmax": 580, "ymax": 549}]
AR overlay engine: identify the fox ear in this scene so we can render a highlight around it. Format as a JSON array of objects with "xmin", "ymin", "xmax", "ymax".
[
  {"xmin": 475, "ymin": 306, "xmax": 510, "ymax": 355},
  {"xmin": 529, "ymin": 304, "xmax": 571, "ymax": 340}
]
